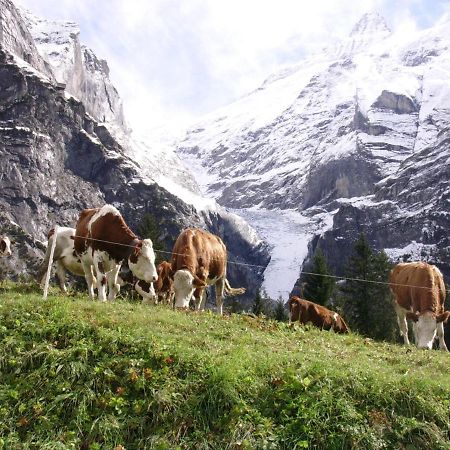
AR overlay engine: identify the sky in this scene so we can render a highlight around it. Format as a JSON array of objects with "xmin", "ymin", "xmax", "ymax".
[{"xmin": 16, "ymin": 0, "xmax": 450, "ymax": 134}]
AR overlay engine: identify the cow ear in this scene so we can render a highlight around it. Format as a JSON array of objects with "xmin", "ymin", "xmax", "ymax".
[
  {"xmin": 437, "ymin": 311, "xmax": 450, "ymax": 324},
  {"xmin": 10, "ymin": 240, "xmax": 16, "ymax": 245},
  {"xmin": 406, "ymin": 311, "xmax": 419, "ymax": 322},
  {"xmin": 129, "ymin": 244, "xmax": 142, "ymax": 264}
]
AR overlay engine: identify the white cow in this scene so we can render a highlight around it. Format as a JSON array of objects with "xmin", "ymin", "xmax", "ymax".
[
  {"xmin": 38, "ymin": 227, "xmax": 95, "ymax": 293},
  {"xmin": 0, "ymin": 236, "xmax": 12, "ymax": 257}
]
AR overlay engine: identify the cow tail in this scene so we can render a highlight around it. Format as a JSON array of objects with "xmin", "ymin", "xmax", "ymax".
[{"xmin": 224, "ymin": 278, "xmax": 246, "ymax": 296}]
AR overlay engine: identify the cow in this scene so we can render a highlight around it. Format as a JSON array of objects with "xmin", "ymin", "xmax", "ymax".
[
  {"xmin": 118, "ymin": 267, "xmax": 157, "ymax": 304},
  {"xmin": 37, "ymin": 227, "xmax": 153, "ymax": 301},
  {"xmin": 171, "ymin": 228, "xmax": 245, "ymax": 314},
  {"xmin": 37, "ymin": 227, "xmax": 95, "ymax": 293},
  {"xmin": 288, "ymin": 296, "xmax": 349, "ymax": 334},
  {"xmin": 389, "ymin": 262, "xmax": 450, "ymax": 350},
  {"xmin": 0, "ymin": 236, "xmax": 12, "ymax": 257},
  {"xmin": 155, "ymin": 260, "xmax": 174, "ymax": 305},
  {"xmin": 74, "ymin": 205, "xmax": 158, "ymax": 301}
]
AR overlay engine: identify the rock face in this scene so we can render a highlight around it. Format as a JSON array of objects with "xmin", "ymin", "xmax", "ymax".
[
  {"xmin": 0, "ymin": 0, "xmax": 54, "ymax": 79},
  {"xmin": 0, "ymin": 1, "xmax": 270, "ymax": 304},
  {"xmin": 176, "ymin": 12, "xmax": 450, "ymax": 288},
  {"xmin": 19, "ymin": 7, "xmax": 127, "ymax": 130}
]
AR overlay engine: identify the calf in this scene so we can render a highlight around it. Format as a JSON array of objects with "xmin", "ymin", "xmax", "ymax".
[
  {"xmin": 288, "ymin": 296, "xmax": 349, "ymax": 333},
  {"xmin": 155, "ymin": 260, "xmax": 174, "ymax": 305}
]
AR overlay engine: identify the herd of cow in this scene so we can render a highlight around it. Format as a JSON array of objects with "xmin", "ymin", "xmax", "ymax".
[{"xmin": 0, "ymin": 204, "xmax": 449, "ymax": 351}]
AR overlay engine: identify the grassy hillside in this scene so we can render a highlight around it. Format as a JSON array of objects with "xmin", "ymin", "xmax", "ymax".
[{"xmin": 0, "ymin": 283, "xmax": 449, "ymax": 449}]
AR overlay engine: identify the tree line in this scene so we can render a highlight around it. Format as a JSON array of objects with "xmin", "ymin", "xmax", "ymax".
[{"xmin": 252, "ymin": 234, "xmax": 399, "ymax": 343}]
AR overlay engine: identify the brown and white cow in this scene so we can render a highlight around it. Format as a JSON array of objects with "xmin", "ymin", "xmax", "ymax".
[
  {"xmin": 74, "ymin": 205, "xmax": 158, "ymax": 301},
  {"xmin": 155, "ymin": 260, "xmax": 174, "ymax": 305},
  {"xmin": 0, "ymin": 236, "xmax": 12, "ymax": 257},
  {"xmin": 171, "ymin": 228, "xmax": 245, "ymax": 314},
  {"xmin": 389, "ymin": 262, "xmax": 450, "ymax": 350},
  {"xmin": 38, "ymin": 227, "xmax": 94, "ymax": 293},
  {"xmin": 119, "ymin": 268, "xmax": 157, "ymax": 304},
  {"xmin": 288, "ymin": 296, "xmax": 349, "ymax": 334}
]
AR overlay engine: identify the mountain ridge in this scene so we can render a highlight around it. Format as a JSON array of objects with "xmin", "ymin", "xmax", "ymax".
[{"xmin": 174, "ymin": 11, "xmax": 450, "ymax": 294}]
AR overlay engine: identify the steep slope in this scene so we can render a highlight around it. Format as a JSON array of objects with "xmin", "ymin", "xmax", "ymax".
[
  {"xmin": 0, "ymin": 0, "xmax": 269, "ymax": 302},
  {"xmin": 1, "ymin": 287, "xmax": 449, "ymax": 448},
  {"xmin": 19, "ymin": 5, "xmax": 208, "ymax": 200},
  {"xmin": 176, "ymin": 12, "xmax": 450, "ymax": 290}
]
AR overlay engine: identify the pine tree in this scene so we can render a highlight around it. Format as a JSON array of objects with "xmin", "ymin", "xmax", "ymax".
[
  {"xmin": 137, "ymin": 214, "xmax": 166, "ymax": 264},
  {"xmin": 341, "ymin": 234, "xmax": 396, "ymax": 341},
  {"xmin": 341, "ymin": 234, "xmax": 373, "ymax": 336},
  {"xmin": 252, "ymin": 289, "xmax": 270, "ymax": 316},
  {"xmin": 367, "ymin": 250, "xmax": 397, "ymax": 342},
  {"xmin": 303, "ymin": 248, "xmax": 335, "ymax": 307},
  {"xmin": 272, "ymin": 296, "xmax": 288, "ymax": 322}
]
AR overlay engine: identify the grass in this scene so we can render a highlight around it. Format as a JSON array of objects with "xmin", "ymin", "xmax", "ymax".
[{"xmin": 0, "ymin": 282, "xmax": 449, "ymax": 449}]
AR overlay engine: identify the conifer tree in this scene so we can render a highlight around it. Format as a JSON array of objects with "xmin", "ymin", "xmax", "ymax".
[
  {"xmin": 137, "ymin": 213, "xmax": 166, "ymax": 264},
  {"xmin": 341, "ymin": 234, "xmax": 396, "ymax": 341},
  {"xmin": 303, "ymin": 248, "xmax": 335, "ymax": 307},
  {"xmin": 253, "ymin": 289, "xmax": 270, "ymax": 316},
  {"xmin": 272, "ymin": 296, "xmax": 288, "ymax": 322}
]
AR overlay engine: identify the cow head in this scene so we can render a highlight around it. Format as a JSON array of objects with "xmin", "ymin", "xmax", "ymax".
[
  {"xmin": 128, "ymin": 239, "xmax": 158, "ymax": 284},
  {"xmin": 0, "ymin": 237, "xmax": 12, "ymax": 257},
  {"xmin": 406, "ymin": 310, "xmax": 450, "ymax": 349},
  {"xmin": 173, "ymin": 269, "xmax": 206, "ymax": 309},
  {"xmin": 135, "ymin": 280, "xmax": 157, "ymax": 305}
]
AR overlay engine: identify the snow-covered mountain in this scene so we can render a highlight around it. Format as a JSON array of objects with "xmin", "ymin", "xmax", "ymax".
[
  {"xmin": 176, "ymin": 12, "xmax": 450, "ymax": 296},
  {"xmin": 16, "ymin": 5, "xmax": 207, "ymax": 199}
]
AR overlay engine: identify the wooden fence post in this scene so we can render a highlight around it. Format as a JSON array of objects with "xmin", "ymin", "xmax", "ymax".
[{"xmin": 43, "ymin": 225, "xmax": 58, "ymax": 299}]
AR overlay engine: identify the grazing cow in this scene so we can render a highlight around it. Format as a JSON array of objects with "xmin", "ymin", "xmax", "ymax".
[
  {"xmin": 74, "ymin": 205, "xmax": 158, "ymax": 301},
  {"xmin": 389, "ymin": 262, "xmax": 449, "ymax": 350},
  {"xmin": 0, "ymin": 236, "xmax": 12, "ymax": 257},
  {"xmin": 171, "ymin": 228, "xmax": 245, "ymax": 314},
  {"xmin": 155, "ymin": 260, "xmax": 174, "ymax": 305},
  {"xmin": 288, "ymin": 296, "xmax": 349, "ymax": 334},
  {"xmin": 119, "ymin": 268, "xmax": 157, "ymax": 304},
  {"xmin": 37, "ymin": 227, "xmax": 95, "ymax": 293}
]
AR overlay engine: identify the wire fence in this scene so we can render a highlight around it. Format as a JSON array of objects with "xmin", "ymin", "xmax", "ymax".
[{"xmin": 2, "ymin": 229, "xmax": 449, "ymax": 294}]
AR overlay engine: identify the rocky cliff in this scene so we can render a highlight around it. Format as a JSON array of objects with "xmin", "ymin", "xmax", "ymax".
[
  {"xmin": 19, "ymin": 7, "xmax": 127, "ymax": 131},
  {"xmin": 0, "ymin": 1, "xmax": 269, "ymax": 304}
]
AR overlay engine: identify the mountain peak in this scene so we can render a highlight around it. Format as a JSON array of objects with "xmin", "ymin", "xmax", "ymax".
[{"xmin": 350, "ymin": 12, "xmax": 391, "ymax": 37}]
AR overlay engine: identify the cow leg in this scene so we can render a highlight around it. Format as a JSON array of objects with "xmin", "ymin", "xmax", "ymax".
[
  {"xmin": 194, "ymin": 291, "xmax": 203, "ymax": 311},
  {"xmin": 215, "ymin": 279, "xmax": 225, "ymax": 315},
  {"xmin": 168, "ymin": 291, "xmax": 175, "ymax": 308},
  {"xmin": 107, "ymin": 264, "xmax": 122, "ymax": 301},
  {"xmin": 200, "ymin": 289, "xmax": 208, "ymax": 311},
  {"xmin": 395, "ymin": 304, "xmax": 410, "ymax": 345},
  {"xmin": 436, "ymin": 321, "xmax": 448, "ymax": 351},
  {"xmin": 93, "ymin": 254, "xmax": 107, "ymax": 302},
  {"xmin": 55, "ymin": 260, "xmax": 67, "ymax": 293},
  {"xmin": 81, "ymin": 260, "xmax": 96, "ymax": 299}
]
